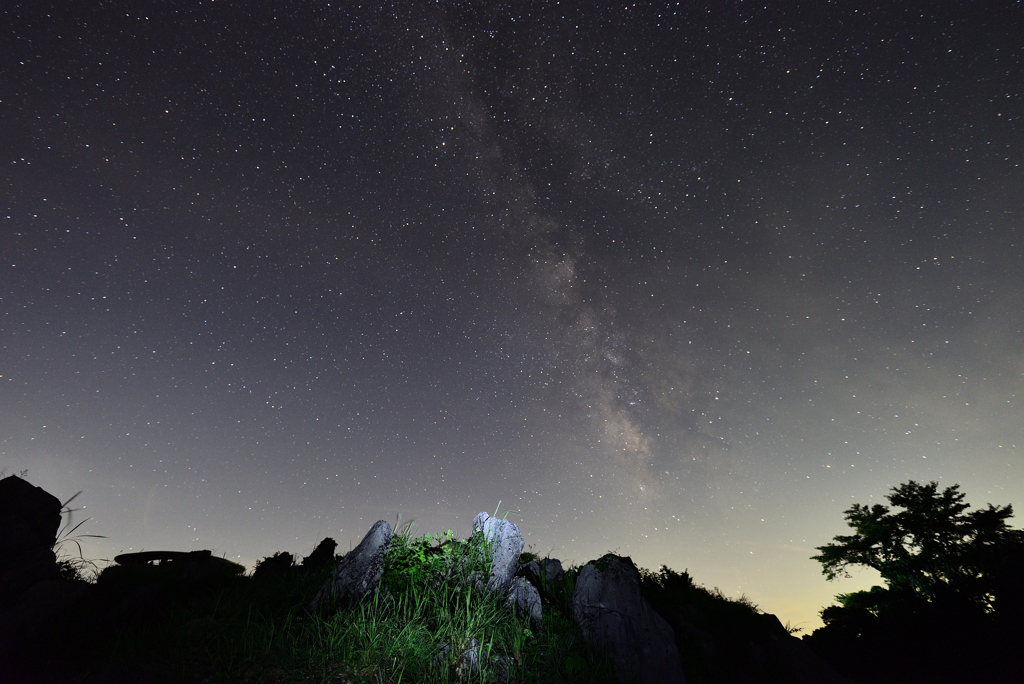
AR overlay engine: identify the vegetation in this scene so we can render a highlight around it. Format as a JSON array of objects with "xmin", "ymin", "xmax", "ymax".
[
  {"xmin": 54, "ymin": 489, "xmax": 106, "ymax": 583},
  {"xmin": 6, "ymin": 520, "xmax": 623, "ymax": 683},
  {"xmin": 806, "ymin": 480, "xmax": 1024, "ymax": 683},
  {"xmin": 638, "ymin": 565, "xmax": 804, "ymax": 684}
]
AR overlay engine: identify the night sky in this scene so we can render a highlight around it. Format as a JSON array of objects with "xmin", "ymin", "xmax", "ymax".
[{"xmin": 3, "ymin": 1, "xmax": 1022, "ymax": 631}]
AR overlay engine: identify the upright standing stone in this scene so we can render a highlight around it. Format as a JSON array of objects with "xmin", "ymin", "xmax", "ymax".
[
  {"xmin": 0, "ymin": 476, "xmax": 63, "ymax": 602},
  {"xmin": 311, "ymin": 520, "xmax": 393, "ymax": 611},
  {"xmin": 573, "ymin": 554, "xmax": 686, "ymax": 684},
  {"xmin": 472, "ymin": 512, "xmax": 524, "ymax": 593}
]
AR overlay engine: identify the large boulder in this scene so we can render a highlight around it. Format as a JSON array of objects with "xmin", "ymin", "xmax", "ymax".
[
  {"xmin": 657, "ymin": 600, "xmax": 844, "ymax": 683},
  {"xmin": 573, "ymin": 554, "xmax": 686, "ymax": 684},
  {"xmin": 0, "ymin": 475, "xmax": 63, "ymax": 601},
  {"xmin": 311, "ymin": 520, "xmax": 393, "ymax": 611},
  {"xmin": 472, "ymin": 512, "xmax": 524, "ymax": 593}
]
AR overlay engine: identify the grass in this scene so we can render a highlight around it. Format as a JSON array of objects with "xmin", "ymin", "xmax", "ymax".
[
  {"xmin": 16, "ymin": 517, "xmax": 623, "ymax": 684},
  {"xmin": 54, "ymin": 490, "xmax": 107, "ymax": 583},
  {"xmin": 205, "ymin": 520, "xmax": 625, "ymax": 683}
]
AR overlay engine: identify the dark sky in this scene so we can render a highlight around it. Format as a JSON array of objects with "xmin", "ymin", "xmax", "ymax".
[{"xmin": 3, "ymin": 1, "xmax": 1022, "ymax": 630}]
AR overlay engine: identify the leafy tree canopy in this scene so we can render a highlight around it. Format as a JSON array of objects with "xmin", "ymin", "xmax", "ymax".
[{"xmin": 812, "ymin": 480, "xmax": 1023, "ymax": 611}]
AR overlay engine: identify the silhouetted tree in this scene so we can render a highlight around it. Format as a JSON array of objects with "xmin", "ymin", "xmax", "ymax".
[
  {"xmin": 813, "ymin": 480, "xmax": 1022, "ymax": 614},
  {"xmin": 806, "ymin": 481, "xmax": 1024, "ymax": 683}
]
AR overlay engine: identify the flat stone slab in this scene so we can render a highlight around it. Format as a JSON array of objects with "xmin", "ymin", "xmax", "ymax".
[{"xmin": 114, "ymin": 550, "xmax": 244, "ymax": 574}]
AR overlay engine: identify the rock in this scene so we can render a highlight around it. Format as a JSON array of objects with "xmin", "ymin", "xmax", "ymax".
[
  {"xmin": 539, "ymin": 557, "xmax": 565, "ymax": 583},
  {"xmin": 311, "ymin": 520, "xmax": 393, "ymax": 611},
  {"xmin": 252, "ymin": 551, "xmax": 294, "ymax": 582},
  {"xmin": 176, "ymin": 550, "xmax": 245, "ymax": 585},
  {"xmin": 507, "ymin": 576, "xmax": 543, "ymax": 630},
  {"xmin": 94, "ymin": 550, "xmax": 245, "ymax": 627},
  {"xmin": 302, "ymin": 537, "xmax": 337, "ymax": 570},
  {"xmin": 518, "ymin": 557, "xmax": 565, "ymax": 608},
  {"xmin": 655, "ymin": 598, "xmax": 843, "ymax": 683},
  {"xmin": 114, "ymin": 550, "xmax": 245, "ymax": 586},
  {"xmin": 471, "ymin": 512, "xmax": 524, "ymax": 593},
  {"xmin": 518, "ymin": 560, "xmax": 543, "ymax": 592},
  {"xmin": 520, "ymin": 559, "xmax": 561, "ymax": 581},
  {"xmin": 573, "ymin": 554, "xmax": 686, "ymax": 684},
  {"xmin": 0, "ymin": 475, "xmax": 63, "ymax": 602}
]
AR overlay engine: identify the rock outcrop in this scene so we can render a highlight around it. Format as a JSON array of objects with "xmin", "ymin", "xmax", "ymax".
[
  {"xmin": 0, "ymin": 475, "xmax": 63, "ymax": 602},
  {"xmin": 252, "ymin": 551, "xmax": 295, "ymax": 582},
  {"xmin": 302, "ymin": 537, "xmax": 337, "ymax": 570},
  {"xmin": 113, "ymin": 550, "xmax": 245, "ymax": 586},
  {"xmin": 518, "ymin": 557, "xmax": 565, "ymax": 596},
  {"xmin": 507, "ymin": 575, "xmax": 543, "ymax": 630},
  {"xmin": 311, "ymin": 520, "xmax": 393, "ymax": 611},
  {"xmin": 656, "ymin": 594, "xmax": 845, "ymax": 684},
  {"xmin": 573, "ymin": 554, "xmax": 686, "ymax": 684},
  {"xmin": 472, "ymin": 511, "xmax": 524, "ymax": 593},
  {"xmin": 539, "ymin": 557, "xmax": 565, "ymax": 583}
]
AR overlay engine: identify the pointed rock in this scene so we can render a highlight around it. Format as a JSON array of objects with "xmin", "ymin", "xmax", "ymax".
[
  {"xmin": 472, "ymin": 512, "xmax": 524, "ymax": 593},
  {"xmin": 302, "ymin": 537, "xmax": 337, "ymax": 570},
  {"xmin": 311, "ymin": 520, "xmax": 392, "ymax": 611}
]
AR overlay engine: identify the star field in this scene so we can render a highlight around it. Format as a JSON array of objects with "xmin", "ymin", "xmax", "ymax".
[{"xmin": 2, "ymin": 1, "xmax": 1022, "ymax": 630}]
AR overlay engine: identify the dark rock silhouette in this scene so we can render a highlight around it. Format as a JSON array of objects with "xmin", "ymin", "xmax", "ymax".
[
  {"xmin": 98, "ymin": 550, "xmax": 246, "ymax": 626},
  {"xmin": 518, "ymin": 556, "xmax": 566, "ymax": 589},
  {"xmin": 112, "ymin": 549, "xmax": 244, "ymax": 585},
  {"xmin": 251, "ymin": 551, "xmax": 295, "ymax": 582},
  {"xmin": 311, "ymin": 519, "xmax": 393, "ymax": 611},
  {"xmin": 0, "ymin": 474, "xmax": 63, "ymax": 602},
  {"xmin": 0, "ymin": 476, "xmax": 95, "ymax": 666},
  {"xmin": 302, "ymin": 537, "xmax": 337, "ymax": 569},
  {"xmin": 573, "ymin": 554, "xmax": 686, "ymax": 684}
]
